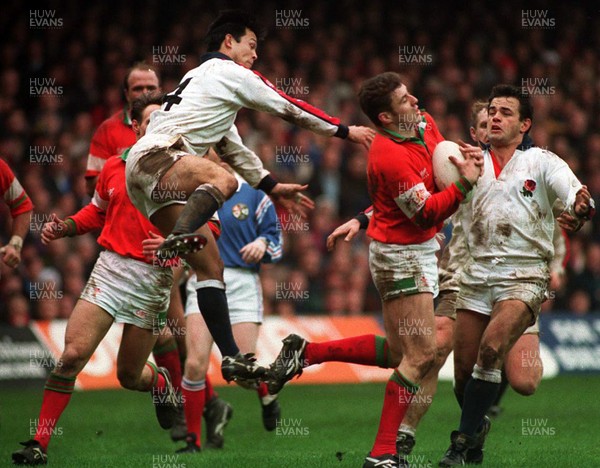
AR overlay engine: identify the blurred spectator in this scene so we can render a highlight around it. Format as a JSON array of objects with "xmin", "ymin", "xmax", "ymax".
[{"xmin": 1, "ymin": 1, "xmax": 600, "ymax": 324}]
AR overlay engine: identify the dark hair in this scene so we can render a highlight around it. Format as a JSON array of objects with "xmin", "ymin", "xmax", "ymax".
[
  {"xmin": 131, "ymin": 93, "xmax": 164, "ymax": 123},
  {"xmin": 487, "ymin": 84, "xmax": 533, "ymax": 130},
  {"xmin": 122, "ymin": 61, "xmax": 160, "ymax": 91},
  {"xmin": 358, "ymin": 72, "xmax": 403, "ymax": 126},
  {"xmin": 470, "ymin": 100, "xmax": 488, "ymax": 128},
  {"xmin": 205, "ymin": 10, "xmax": 264, "ymax": 52}
]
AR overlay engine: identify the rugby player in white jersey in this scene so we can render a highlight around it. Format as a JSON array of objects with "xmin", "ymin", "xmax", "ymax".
[
  {"xmin": 125, "ymin": 10, "xmax": 374, "ymax": 384},
  {"xmin": 439, "ymin": 84, "xmax": 594, "ymax": 467}
]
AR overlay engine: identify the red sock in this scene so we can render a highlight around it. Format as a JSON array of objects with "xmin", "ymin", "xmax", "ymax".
[
  {"xmin": 153, "ymin": 342, "xmax": 182, "ymax": 392},
  {"xmin": 257, "ymin": 382, "xmax": 269, "ymax": 399},
  {"xmin": 182, "ymin": 377, "xmax": 206, "ymax": 447},
  {"xmin": 145, "ymin": 362, "xmax": 166, "ymax": 391},
  {"xmin": 305, "ymin": 335, "xmax": 390, "ymax": 367},
  {"xmin": 205, "ymin": 375, "xmax": 217, "ymax": 401},
  {"xmin": 34, "ymin": 373, "xmax": 76, "ymax": 450},
  {"xmin": 370, "ymin": 371, "xmax": 419, "ymax": 457}
]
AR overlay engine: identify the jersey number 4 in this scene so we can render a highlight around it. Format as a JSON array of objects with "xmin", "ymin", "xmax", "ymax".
[{"xmin": 163, "ymin": 78, "xmax": 192, "ymax": 111}]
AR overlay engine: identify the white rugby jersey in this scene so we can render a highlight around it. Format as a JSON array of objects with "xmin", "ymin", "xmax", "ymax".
[
  {"xmin": 133, "ymin": 53, "xmax": 346, "ymax": 188},
  {"xmin": 464, "ymin": 146, "xmax": 584, "ymax": 264}
]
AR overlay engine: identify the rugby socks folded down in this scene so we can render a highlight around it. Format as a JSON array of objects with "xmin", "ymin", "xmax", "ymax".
[
  {"xmin": 34, "ymin": 373, "xmax": 76, "ymax": 450},
  {"xmin": 459, "ymin": 365, "xmax": 502, "ymax": 437},
  {"xmin": 304, "ymin": 335, "xmax": 392, "ymax": 367},
  {"xmin": 153, "ymin": 339, "xmax": 182, "ymax": 393},
  {"xmin": 182, "ymin": 377, "xmax": 206, "ymax": 448},
  {"xmin": 172, "ymin": 184, "xmax": 226, "ymax": 235},
  {"xmin": 370, "ymin": 370, "xmax": 419, "ymax": 457}
]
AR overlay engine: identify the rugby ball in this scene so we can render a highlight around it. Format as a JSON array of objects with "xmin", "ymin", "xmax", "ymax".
[{"xmin": 432, "ymin": 140, "xmax": 463, "ymax": 191}]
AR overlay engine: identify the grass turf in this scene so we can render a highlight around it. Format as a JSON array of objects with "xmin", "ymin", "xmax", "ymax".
[{"xmin": 1, "ymin": 376, "xmax": 599, "ymax": 467}]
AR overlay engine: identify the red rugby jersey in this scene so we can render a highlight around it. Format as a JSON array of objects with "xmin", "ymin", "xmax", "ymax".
[
  {"xmin": 69, "ymin": 151, "xmax": 159, "ymax": 263},
  {"xmin": 85, "ymin": 108, "xmax": 136, "ymax": 178},
  {"xmin": 0, "ymin": 159, "xmax": 34, "ymax": 217},
  {"xmin": 366, "ymin": 112, "xmax": 468, "ymax": 245}
]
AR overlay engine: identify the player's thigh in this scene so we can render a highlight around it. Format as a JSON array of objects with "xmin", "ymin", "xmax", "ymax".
[
  {"xmin": 117, "ymin": 324, "xmax": 157, "ymax": 378},
  {"xmin": 478, "ymin": 299, "xmax": 532, "ymax": 368},
  {"xmin": 159, "ymin": 155, "xmax": 237, "ymax": 200},
  {"xmin": 232, "ymin": 322, "xmax": 260, "ymax": 355},
  {"xmin": 383, "ymin": 292, "xmax": 436, "ymax": 364},
  {"xmin": 505, "ymin": 332, "xmax": 542, "ymax": 395},
  {"xmin": 61, "ymin": 299, "xmax": 114, "ymax": 370},
  {"xmin": 183, "ymin": 312, "xmax": 214, "ymax": 378},
  {"xmin": 453, "ymin": 309, "xmax": 488, "ymax": 383}
]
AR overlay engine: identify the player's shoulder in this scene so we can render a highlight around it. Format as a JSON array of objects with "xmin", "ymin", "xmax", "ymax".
[
  {"xmin": 100, "ymin": 154, "xmax": 125, "ymax": 173},
  {"xmin": 522, "ymin": 146, "xmax": 564, "ymax": 163},
  {"xmin": 0, "ymin": 158, "xmax": 11, "ymax": 172}
]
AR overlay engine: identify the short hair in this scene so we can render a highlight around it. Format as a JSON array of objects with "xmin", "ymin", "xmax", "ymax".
[
  {"xmin": 487, "ymin": 84, "xmax": 533, "ymax": 129},
  {"xmin": 358, "ymin": 72, "xmax": 403, "ymax": 126},
  {"xmin": 470, "ymin": 101, "xmax": 488, "ymax": 128},
  {"xmin": 123, "ymin": 62, "xmax": 160, "ymax": 91},
  {"xmin": 130, "ymin": 93, "xmax": 164, "ymax": 123},
  {"xmin": 205, "ymin": 10, "xmax": 264, "ymax": 52}
]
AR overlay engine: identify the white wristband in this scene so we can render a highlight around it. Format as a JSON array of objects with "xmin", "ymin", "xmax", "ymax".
[{"xmin": 9, "ymin": 235, "xmax": 23, "ymax": 251}]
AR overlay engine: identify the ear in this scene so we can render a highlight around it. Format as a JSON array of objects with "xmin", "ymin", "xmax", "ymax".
[
  {"xmin": 520, "ymin": 118, "xmax": 532, "ymax": 134},
  {"xmin": 378, "ymin": 111, "xmax": 393, "ymax": 126},
  {"xmin": 469, "ymin": 127, "xmax": 477, "ymax": 142},
  {"xmin": 132, "ymin": 119, "xmax": 140, "ymax": 137},
  {"xmin": 223, "ymin": 33, "xmax": 235, "ymax": 50}
]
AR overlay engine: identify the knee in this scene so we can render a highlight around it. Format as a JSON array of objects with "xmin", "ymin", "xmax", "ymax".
[
  {"xmin": 510, "ymin": 368, "xmax": 542, "ymax": 396},
  {"xmin": 479, "ymin": 343, "xmax": 503, "ymax": 369},
  {"xmin": 221, "ymin": 174, "xmax": 238, "ymax": 198},
  {"xmin": 117, "ymin": 367, "xmax": 140, "ymax": 390},
  {"xmin": 56, "ymin": 346, "xmax": 87, "ymax": 376},
  {"xmin": 184, "ymin": 355, "xmax": 209, "ymax": 381}
]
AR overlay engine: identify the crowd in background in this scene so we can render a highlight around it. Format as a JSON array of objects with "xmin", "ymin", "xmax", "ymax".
[{"xmin": 1, "ymin": 0, "xmax": 600, "ymax": 325}]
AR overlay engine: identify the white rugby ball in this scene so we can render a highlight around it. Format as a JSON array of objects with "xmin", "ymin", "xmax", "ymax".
[{"xmin": 432, "ymin": 140, "xmax": 463, "ymax": 191}]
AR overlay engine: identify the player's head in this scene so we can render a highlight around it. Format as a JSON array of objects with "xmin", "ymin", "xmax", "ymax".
[
  {"xmin": 469, "ymin": 100, "xmax": 489, "ymax": 148},
  {"xmin": 123, "ymin": 62, "xmax": 161, "ymax": 106},
  {"xmin": 487, "ymin": 84, "xmax": 533, "ymax": 147},
  {"xmin": 131, "ymin": 93, "xmax": 164, "ymax": 139},
  {"xmin": 206, "ymin": 10, "xmax": 264, "ymax": 69},
  {"xmin": 358, "ymin": 72, "xmax": 419, "ymax": 131}
]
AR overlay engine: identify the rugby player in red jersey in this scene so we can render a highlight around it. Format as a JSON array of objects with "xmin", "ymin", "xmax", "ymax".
[
  {"xmin": 0, "ymin": 159, "xmax": 33, "ymax": 268},
  {"xmin": 267, "ymin": 72, "xmax": 483, "ymax": 467},
  {"xmin": 12, "ymin": 94, "xmax": 179, "ymax": 466},
  {"xmin": 84, "ymin": 62, "xmax": 160, "ymax": 196}
]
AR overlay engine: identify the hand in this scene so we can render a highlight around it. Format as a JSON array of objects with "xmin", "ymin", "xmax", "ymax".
[
  {"xmin": 240, "ymin": 238, "xmax": 267, "ymax": 264},
  {"xmin": 0, "ymin": 244, "xmax": 21, "ymax": 268},
  {"xmin": 574, "ymin": 185, "xmax": 594, "ymax": 219},
  {"xmin": 449, "ymin": 140, "xmax": 484, "ymax": 186},
  {"xmin": 557, "ymin": 211, "xmax": 583, "ymax": 232},
  {"xmin": 40, "ymin": 213, "xmax": 69, "ymax": 245},
  {"xmin": 347, "ymin": 126, "xmax": 376, "ymax": 150},
  {"xmin": 142, "ymin": 231, "xmax": 165, "ymax": 260},
  {"xmin": 269, "ymin": 183, "xmax": 315, "ymax": 217},
  {"xmin": 326, "ymin": 218, "xmax": 361, "ymax": 251}
]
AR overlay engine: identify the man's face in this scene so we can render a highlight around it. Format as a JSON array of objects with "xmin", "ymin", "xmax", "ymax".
[
  {"xmin": 471, "ymin": 108, "xmax": 489, "ymax": 147},
  {"xmin": 383, "ymin": 84, "xmax": 420, "ymax": 131},
  {"xmin": 487, "ymin": 97, "xmax": 530, "ymax": 146},
  {"xmin": 133, "ymin": 104, "xmax": 161, "ymax": 139},
  {"xmin": 227, "ymin": 28, "xmax": 258, "ymax": 69},
  {"xmin": 125, "ymin": 70, "xmax": 160, "ymax": 105}
]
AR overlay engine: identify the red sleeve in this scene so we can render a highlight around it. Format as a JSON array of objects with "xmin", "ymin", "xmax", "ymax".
[
  {"xmin": 85, "ymin": 123, "xmax": 112, "ymax": 178},
  {"xmin": 67, "ymin": 203, "xmax": 106, "ymax": 234},
  {"xmin": 416, "ymin": 184, "xmax": 466, "ymax": 228},
  {"xmin": 390, "ymin": 156, "xmax": 469, "ymax": 229},
  {"xmin": 0, "ymin": 159, "xmax": 34, "ymax": 216}
]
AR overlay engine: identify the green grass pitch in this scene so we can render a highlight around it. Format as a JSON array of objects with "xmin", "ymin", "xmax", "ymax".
[{"xmin": 1, "ymin": 376, "xmax": 598, "ymax": 467}]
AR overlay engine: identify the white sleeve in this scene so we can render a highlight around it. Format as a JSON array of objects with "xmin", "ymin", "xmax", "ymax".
[
  {"xmin": 233, "ymin": 69, "xmax": 346, "ymax": 138},
  {"xmin": 213, "ymin": 124, "xmax": 270, "ymax": 188},
  {"xmin": 543, "ymin": 150, "xmax": 582, "ymax": 217}
]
